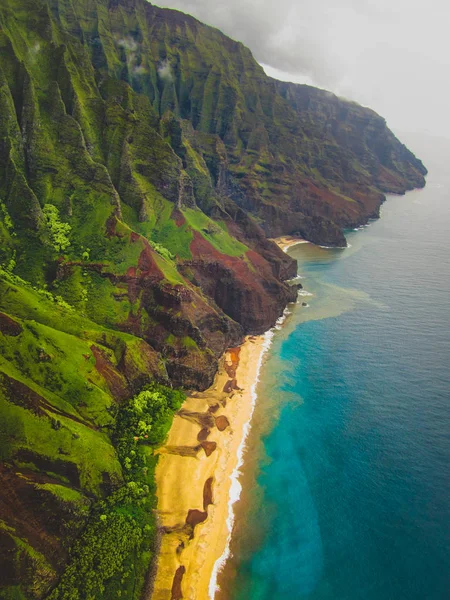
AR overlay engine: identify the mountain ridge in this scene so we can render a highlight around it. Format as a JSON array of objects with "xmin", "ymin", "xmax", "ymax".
[{"xmin": 0, "ymin": 0, "xmax": 426, "ymax": 597}]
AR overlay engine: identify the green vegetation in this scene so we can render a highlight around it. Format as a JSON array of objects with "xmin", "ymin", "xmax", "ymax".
[
  {"xmin": 183, "ymin": 208, "xmax": 248, "ymax": 256},
  {"xmin": 0, "ymin": 271, "xmax": 170, "ymax": 597},
  {"xmin": 149, "ymin": 240, "xmax": 175, "ymax": 262},
  {"xmin": 114, "ymin": 383, "xmax": 184, "ymax": 454},
  {"xmin": 0, "ymin": 200, "xmax": 13, "ymax": 231},
  {"xmin": 35, "ymin": 483, "xmax": 89, "ymax": 506},
  {"xmin": 42, "ymin": 205, "xmax": 71, "ymax": 253},
  {"xmin": 0, "ymin": 0, "xmax": 426, "ymax": 597},
  {"xmin": 49, "ymin": 383, "xmax": 184, "ymax": 600}
]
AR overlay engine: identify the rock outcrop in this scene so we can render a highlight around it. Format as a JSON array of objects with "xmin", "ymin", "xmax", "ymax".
[{"xmin": 0, "ymin": 0, "xmax": 426, "ymax": 597}]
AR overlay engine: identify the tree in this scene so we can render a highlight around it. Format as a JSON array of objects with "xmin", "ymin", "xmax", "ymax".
[{"xmin": 43, "ymin": 204, "xmax": 71, "ymax": 252}]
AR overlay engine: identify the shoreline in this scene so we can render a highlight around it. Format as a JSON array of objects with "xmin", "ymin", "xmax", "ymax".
[
  {"xmin": 151, "ymin": 333, "xmax": 274, "ymax": 600},
  {"xmin": 270, "ymin": 235, "xmax": 309, "ymax": 253},
  {"xmin": 151, "ymin": 237, "xmax": 295, "ymax": 600}
]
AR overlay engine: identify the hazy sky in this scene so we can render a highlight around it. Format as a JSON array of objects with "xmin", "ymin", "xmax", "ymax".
[{"xmin": 157, "ymin": 0, "xmax": 450, "ymax": 140}]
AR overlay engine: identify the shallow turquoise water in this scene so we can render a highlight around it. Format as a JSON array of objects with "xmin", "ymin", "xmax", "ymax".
[{"xmin": 221, "ymin": 141, "xmax": 450, "ymax": 600}]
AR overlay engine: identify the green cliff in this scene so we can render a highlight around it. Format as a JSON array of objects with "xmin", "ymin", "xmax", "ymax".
[{"xmin": 0, "ymin": 0, "xmax": 426, "ymax": 598}]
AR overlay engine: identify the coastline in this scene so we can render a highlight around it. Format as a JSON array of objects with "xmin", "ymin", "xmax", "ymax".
[
  {"xmin": 151, "ymin": 237, "xmax": 296, "ymax": 600},
  {"xmin": 270, "ymin": 235, "xmax": 308, "ymax": 253},
  {"xmin": 151, "ymin": 334, "xmax": 273, "ymax": 600}
]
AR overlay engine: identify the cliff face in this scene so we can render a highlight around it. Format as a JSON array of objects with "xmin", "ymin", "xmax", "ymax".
[
  {"xmin": 275, "ymin": 81, "xmax": 426, "ymax": 191},
  {"xmin": 0, "ymin": 0, "xmax": 426, "ymax": 597}
]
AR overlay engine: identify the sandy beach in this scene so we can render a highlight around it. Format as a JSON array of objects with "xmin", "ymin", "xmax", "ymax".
[
  {"xmin": 150, "ymin": 237, "xmax": 299, "ymax": 600},
  {"xmin": 270, "ymin": 235, "xmax": 308, "ymax": 253},
  {"xmin": 151, "ymin": 335, "xmax": 270, "ymax": 600}
]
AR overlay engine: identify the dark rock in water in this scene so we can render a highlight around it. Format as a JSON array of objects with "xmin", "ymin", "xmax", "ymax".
[{"xmin": 302, "ymin": 302, "xmax": 308, "ymax": 306}]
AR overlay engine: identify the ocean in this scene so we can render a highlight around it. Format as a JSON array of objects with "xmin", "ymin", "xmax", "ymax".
[{"xmin": 217, "ymin": 135, "xmax": 450, "ymax": 600}]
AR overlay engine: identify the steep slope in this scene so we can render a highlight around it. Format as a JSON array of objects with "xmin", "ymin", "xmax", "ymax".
[
  {"xmin": 0, "ymin": 0, "xmax": 426, "ymax": 598},
  {"xmin": 37, "ymin": 0, "xmax": 425, "ymax": 243},
  {"xmin": 0, "ymin": 269, "xmax": 169, "ymax": 598}
]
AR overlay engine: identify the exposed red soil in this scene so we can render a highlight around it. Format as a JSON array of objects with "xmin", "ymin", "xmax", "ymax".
[
  {"xmin": 225, "ymin": 346, "xmax": 241, "ymax": 379},
  {"xmin": 171, "ymin": 208, "xmax": 186, "ymax": 227},
  {"xmin": 222, "ymin": 380, "xmax": 232, "ymax": 393},
  {"xmin": 0, "ymin": 312, "xmax": 22, "ymax": 336},
  {"xmin": 245, "ymin": 249, "xmax": 274, "ymax": 278},
  {"xmin": 0, "ymin": 464, "xmax": 81, "ymax": 580},
  {"xmin": 90, "ymin": 345, "xmax": 128, "ymax": 400},
  {"xmin": 137, "ymin": 245, "xmax": 164, "ymax": 279},
  {"xmin": 189, "ymin": 232, "xmax": 262, "ymax": 286}
]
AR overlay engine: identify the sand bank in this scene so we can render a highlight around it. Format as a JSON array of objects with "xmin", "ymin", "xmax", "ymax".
[
  {"xmin": 271, "ymin": 235, "xmax": 308, "ymax": 253},
  {"xmin": 151, "ymin": 335, "xmax": 271, "ymax": 600}
]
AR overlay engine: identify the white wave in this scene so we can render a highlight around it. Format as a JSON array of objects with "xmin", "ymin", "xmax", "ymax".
[
  {"xmin": 285, "ymin": 274, "xmax": 303, "ymax": 284},
  {"xmin": 208, "ymin": 328, "xmax": 275, "ymax": 598},
  {"xmin": 281, "ymin": 240, "xmax": 308, "ymax": 253},
  {"xmin": 208, "ymin": 307, "xmax": 297, "ymax": 595},
  {"xmin": 298, "ymin": 289, "xmax": 313, "ymax": 297},
  {"xmin": 318, "ymin": 244, "xmax": 347, "ymax": 249},
  {"xmin": 275, "ymin": 306, "xmax": 291, "ymax": 329}
]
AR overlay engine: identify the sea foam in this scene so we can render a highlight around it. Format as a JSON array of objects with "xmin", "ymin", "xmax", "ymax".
[{"xmin": 208, "ymin": 310, "xmax": 288, "ymax": 598}]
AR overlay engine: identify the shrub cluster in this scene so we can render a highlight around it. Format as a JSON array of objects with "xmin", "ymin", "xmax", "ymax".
[
  {"xmin": 149, "ymin": 240, "xmax": 175, "ymax": 261},
  {"xmin": 43, "ymin": 204, "xmax": 71, "ymax": 252}
]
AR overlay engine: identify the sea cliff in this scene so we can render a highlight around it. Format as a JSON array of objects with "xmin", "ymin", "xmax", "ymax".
[{"xmin": 0, "ymin": 0, "xmax": 426, "ymax": 598}]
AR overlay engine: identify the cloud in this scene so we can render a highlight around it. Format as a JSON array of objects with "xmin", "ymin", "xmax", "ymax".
[
  {"xmin": 157, "ymin": 0, "xmax": 450, "ymax": 137},
  {"xmin": 118, "ymin": 37, "xmax": 138, "ymax": 52},
  {"xmin": 157, "ymin": 59, "xmax": 173, "ymax": 82},
  {"xmin": 117, "ymin": 37, "xmax": 148, "ymax": 76},
  {"xmin": 133, "ymin": 65, "xmax": 147, "ymax": 75},
  {"xmin": 29, "ymin": 42, "xmax": 40, "ymax": 57}
]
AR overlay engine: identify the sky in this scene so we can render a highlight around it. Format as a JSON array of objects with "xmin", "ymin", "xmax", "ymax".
[{"xmin": 157, "ymin": 0, "xmax": 450, "ymax": 141}]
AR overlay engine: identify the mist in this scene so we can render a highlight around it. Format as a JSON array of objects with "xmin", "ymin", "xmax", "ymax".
[{"xmin": 156, "ymin": 0, "xmax": 450, "ymax": 139}]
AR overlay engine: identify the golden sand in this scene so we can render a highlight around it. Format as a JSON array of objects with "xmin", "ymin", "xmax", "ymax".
[
  {"xmin": 270, "ymin": 235, "xmax": 308, "ymax": 252},
  {"xmin": 151, "ymin": 336, "xmax": 268, "ymax": 600}
]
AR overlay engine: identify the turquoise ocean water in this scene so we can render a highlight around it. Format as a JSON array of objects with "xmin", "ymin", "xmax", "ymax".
[{"xmin": 218, "ymin": 136, "xmax": 450, "ymax": 600}]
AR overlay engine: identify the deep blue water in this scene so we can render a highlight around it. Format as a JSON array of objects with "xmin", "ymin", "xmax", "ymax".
[{"xmin": 221, "ymin": 137, "xmax": 450, "ymax": 600}]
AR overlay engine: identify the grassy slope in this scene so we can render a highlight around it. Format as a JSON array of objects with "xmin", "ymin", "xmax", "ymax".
[
  {"xmin": 0, "ymin": 0, "xmax": 427, "ymax": 598},
  {"xmin": 0, "ymin": 271, "xmax": 180, "ymax": 599}
]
